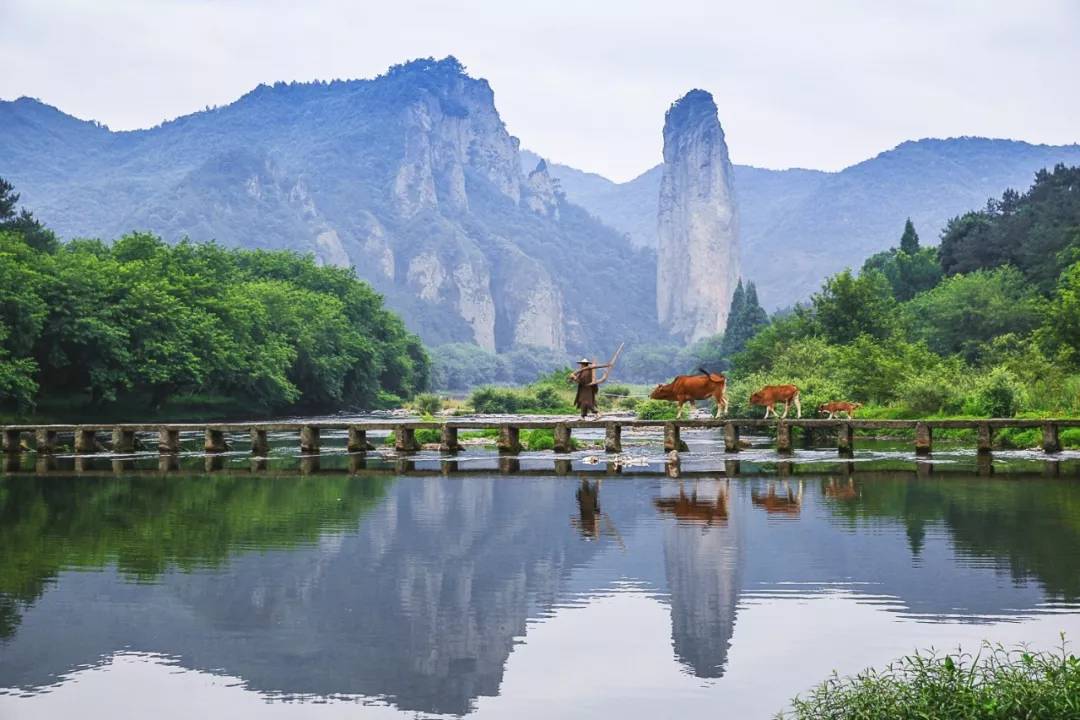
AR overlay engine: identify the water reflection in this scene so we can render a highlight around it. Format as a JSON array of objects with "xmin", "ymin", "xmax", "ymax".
[{"xmin": 1, "ymin": 467, "xmax": 1079, "ymax": 718}]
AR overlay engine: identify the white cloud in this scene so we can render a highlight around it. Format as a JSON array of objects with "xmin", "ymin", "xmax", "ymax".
[{"xmin": 2, "ymin": 0, "xmax": 1077, "ymax": 181}]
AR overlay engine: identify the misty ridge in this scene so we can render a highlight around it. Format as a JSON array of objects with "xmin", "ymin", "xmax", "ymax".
[{"xmin": 3, "ymin": 55, "xmax": 1080, "ymax": 359}]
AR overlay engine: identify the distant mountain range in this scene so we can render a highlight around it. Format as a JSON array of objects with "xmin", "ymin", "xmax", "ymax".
[
  {"xmin": 3, "ymin": 55, "xmax": 1079, "ymax": 346},
  {"xmin": 526, "ymin": 138, "xmax": 1080, "ymax": 309}
]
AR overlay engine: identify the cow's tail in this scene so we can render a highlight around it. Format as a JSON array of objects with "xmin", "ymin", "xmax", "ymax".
[{"xmin": 698, "ymin": 367, "xmax": 724, "ymax": 382}]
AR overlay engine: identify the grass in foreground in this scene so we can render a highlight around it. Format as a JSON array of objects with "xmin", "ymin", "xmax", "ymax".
[{"xmin": 778, "ymin": 639, "xmax": 1080, "ymax": 720}]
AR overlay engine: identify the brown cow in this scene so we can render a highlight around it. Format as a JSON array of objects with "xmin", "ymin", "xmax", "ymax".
[
  {"xmin": 650, "ymin": 368, "xmax": 728, "ymax": 418},
  {"xmin": 818, "ymin": 401, "xmax": 862, "ymax": 419},
  {"xmin": 749, "ymin": 384, "xmax": 801, "ymax": 419}
]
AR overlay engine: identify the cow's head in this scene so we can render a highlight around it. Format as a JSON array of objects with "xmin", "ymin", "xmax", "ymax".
[
  {"xmin": 650, "ymin": 383, "xmax": 675, "ymax": 400},
  {"xmin": 749, "ymin": 390, "xmax": 763, "ymax": 406},
  {"xmin": 817, "ymin": 403, "xmax": 830, "ymax": 415}
]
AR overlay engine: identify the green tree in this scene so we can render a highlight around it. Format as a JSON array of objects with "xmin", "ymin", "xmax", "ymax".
[
  {"xmin": 899, "ymin": 217, "xmax": 920, "ymax": 254},
  {"xmin": 811, "ymin": 269, "xmax": 897, "ymax": 344},
  {"xmin": 904, "ymin": 267, "xmax": 1042, "ymax": 362},
  {"xmin": 721, "ymin": 279, "xmax": 769, "ymax": 356}
]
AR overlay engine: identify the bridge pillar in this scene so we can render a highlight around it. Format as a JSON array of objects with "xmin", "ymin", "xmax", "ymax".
[
  {"xmin": 250, "ymin": 428, "xmax": 270, "ymax": 456},
  {"xmin": 837, "ymin": 423, "xmax": 854, "ymax": 456},
  {"xmin": 300, "ymin": 455, "xmax": 320, "ymax": 475},
  {"xmin": 204, "ymin": 455, "xmax": 225, "ymax": 472},
  {"xmin": 976, "ymin": 423, "xmax": 993, "ymax": 454},
  {"xmin": 2, "ymin": 427, "xmax": 20, "ymax": 455},
  {"xmin": 440, "ymin": 426, "xmax": 460, "ymax": 453},
  {"xmin": 34, "ymin": 429, "xmax": 58, "ymax": 454},
  {"xmin": 75, "ymin": 428, "xmax": 98, "ymax": 454},
  {"xmin": 663, "ymin": 423, "xmax": 681, "ymax": 453},
  {"xmin": 204, "ymin": 428, "xmax": 227, "ymax": 453},
  {"xmin": 553, "ymin": 423, "xmax": 572, "ymax": 453},
  {"xmin": 915, "ymin": 422, "xmax": 932, "ymax": 455},
  {"xmin": 1042, "ymin": 423, "xmax": 1061, "ymax": 454},
  {"xmin": 348, "ymin": 426, "xmax": 373, "ymax": 452},
  {"xmin": 159, "ymin": 455, "xmax": 180, "ymax": 473},
  {"xmin": 554, "ymin": 458, "xmax": 572, "ymax": 475},
  {"xmin": 394, "ymin": 427, "xmax": 419, "ymax": 453},
  {"xmin": 348, "ymin": 454, "xmax": 367, "ymax": 474},
  {"xmin": 497, "ymin": 425, "xmax": 521, "ymax": 455},
  {"xmin": 724, "ymin": 459, "xmax": 741, "ymax": 476},
  {"xmin": 300, "ymin": 425, "xmax": 320, "ymax": 453},
  {"xmin": 158, "ymin": 427, "xmax": 180, "ymax": 454},
  {"xmin": 723, "ymin": 422, "xmax": 740, "ymax": 453},
  {"xmin": 776, "ymin": 422, "xmax": 793, "ymax": 455},
  {"xmin": 112, "ymin": 428, "xmax": 136, "ymax": 454},
  {"xmin": 604, "ymin": 423, "xmax": 622, "ymax": 453},
  {"xmin": 499, "ymin": 456, "xmax": 521, "ymax": 473}
]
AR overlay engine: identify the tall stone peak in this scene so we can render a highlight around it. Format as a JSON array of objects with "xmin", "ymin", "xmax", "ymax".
[{"xmin": 656, "ymin": 89, "xmax": 740, "ymax": 341}]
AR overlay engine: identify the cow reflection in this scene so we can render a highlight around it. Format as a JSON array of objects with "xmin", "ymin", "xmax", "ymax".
[
  {"xmin": 653, "ymin": 481, "xmax": 729, "ymax": 526},
  {"xmin": 823, "ymin": 477, "xmax": 859, "ymax": 501},
  {"xmin": 750, "ymin": 480, "xmax": 804, "ymax": 516},
  {"xmin": 570, "ymin": 479, "xmax": 623, "ymax": 546}
]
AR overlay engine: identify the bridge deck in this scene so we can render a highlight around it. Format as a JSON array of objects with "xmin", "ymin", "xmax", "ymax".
[{"xmin": 2, "ymin": 416, "xmax": 1077, "ymax": 456}]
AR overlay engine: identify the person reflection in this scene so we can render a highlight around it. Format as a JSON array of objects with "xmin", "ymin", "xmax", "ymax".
[{"xmin": 570, "ymin": 478, "xmax": 623, "ymax": 547}]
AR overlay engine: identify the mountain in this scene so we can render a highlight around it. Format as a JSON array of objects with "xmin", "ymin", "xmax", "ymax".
[
  {"xmin": 655, "ymin": 90, "xmax": 740, "ymax": 341},
  {"xmin": 0, "ymin": 57, "xmax": 658, "ymax": 355},
  {"xmin": 531, "ymin": 139, "xmax": 1080, "ymax": 309}
]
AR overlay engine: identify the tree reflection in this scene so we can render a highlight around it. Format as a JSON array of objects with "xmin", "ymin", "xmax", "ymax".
[{"xmin": 0, "ymin": 474, "xmax": 391, "ymax": 638}]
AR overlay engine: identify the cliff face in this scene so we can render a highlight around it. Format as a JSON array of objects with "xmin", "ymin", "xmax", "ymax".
[
  {"xmin": 656, "ymin": 90, "xmax": 740, "ymax": 341},
  {"xmin": 0, "ymin": 57, "xmax": 657, "ymax": 356}
]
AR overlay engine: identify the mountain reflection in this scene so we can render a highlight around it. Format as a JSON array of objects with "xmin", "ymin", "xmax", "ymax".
[{"xmin": 1, "ymin": 469, "xmax": 1079, "ymax": 715}]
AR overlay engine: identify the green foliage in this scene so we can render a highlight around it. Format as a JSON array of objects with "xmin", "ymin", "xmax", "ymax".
[
  {"xmin": 722, "ymin": 279, "xmax": 769, "ymax": 356},
  {"xmin": 604, "ymin": 385, "xmax": 631, "ymax": 397},
  {"xmin": 963, "ymin": 367, "xmax": 1024, "ymax": 418},
  {"xmin": 521, "ymin": 428, "xmax": 581, "ymax": 451},
  {"xmin": 899, "ymin": 217, "xmax": 920, "ymax": 254},
  {"xmin": 412, "ymin": 393, "xmax": 443, "ymax": 416},
  {"xmin": 1041, "ymin": 262, "xmax": 1080, "ymax": 366},
  {"xmin": 863, "ymin": 221, "xmax": 942, "ymax": 302},
  {"xmin": 636, "ymin": 399, "xmax": 678, "ymax": 420},
  {"xmin": 0, "ymin": 187, "xmax": 428, "ymax": 415},
  {"xmin": 620, "ymin": 335, "xmax": 730, "ymax": 384},
  {"xmin": 939, "ymin": 164, "xmax": 1080, "ymax": 291},
  {"xmin": 468, "ymin": 380, "xmax": 573, "ymax": 415},
  {"xmin": 780, "ymin": 640, "xmax": 1080, "ymax": 720},
  {"xmin": 904, "ymin": 267, "xmax": 1042, "ymax": 362},
  {"xmin": 429, "ymin": 343, "xmax": 570, "ymax": 390},
  {"xmin": 812, "ymin": 268, "xmax": 897, "ymax": 343}
]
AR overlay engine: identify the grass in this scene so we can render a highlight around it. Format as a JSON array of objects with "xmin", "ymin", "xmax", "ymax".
[{"xmin": 778, "ymin": 639, "xmax": 1080, "ymax": 720}]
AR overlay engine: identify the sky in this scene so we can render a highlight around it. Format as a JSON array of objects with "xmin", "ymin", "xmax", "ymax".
[{"xmin": 2, "ymin": 0, "xmax": 1078, "ymax": 182}]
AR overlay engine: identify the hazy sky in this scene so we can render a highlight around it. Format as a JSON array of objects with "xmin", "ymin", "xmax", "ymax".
[{"xmin": 2, "ymin": 0, "xmax": 1078, "ymax": 181}]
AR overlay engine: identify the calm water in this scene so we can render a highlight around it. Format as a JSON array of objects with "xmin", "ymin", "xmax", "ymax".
[{"xmin": 2, "ymin": 427, "xmax": 1080, "ymax": 719}]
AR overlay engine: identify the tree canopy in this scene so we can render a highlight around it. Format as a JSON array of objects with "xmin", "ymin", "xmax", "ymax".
[{"xmin": 0, "ymin": 178, "xmax": 428, "ymax": 415}]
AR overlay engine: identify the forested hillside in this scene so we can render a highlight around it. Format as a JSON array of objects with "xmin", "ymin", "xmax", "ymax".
[
  {"xmin": 0, "ymin": 179, "xmax": 427, "ymax": 417},
  {"xmin": 728, "ymin": 164, "xmax": 1080, "ymax": 423}
]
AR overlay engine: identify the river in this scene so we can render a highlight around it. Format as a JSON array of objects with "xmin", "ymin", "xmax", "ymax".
[{"xmin": 1, "ymin": 424, "xmax": 1079, "ymax": 718}]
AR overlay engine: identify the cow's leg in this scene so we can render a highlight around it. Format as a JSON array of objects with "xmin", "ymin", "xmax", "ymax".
[
  {"xmin": 780, "ymin": 401, "xmax": 789, "ymax": 419},
  {"xmin": 675, "ymin": 400, "xmax": 684, "ymax": 420},
  {"xmin": 794, "ymin": 395, "xmax": 802, "ymax": 419},
  {"xmin": 763, "ymin": 405, "xmax": 772, "ymax": 419}
]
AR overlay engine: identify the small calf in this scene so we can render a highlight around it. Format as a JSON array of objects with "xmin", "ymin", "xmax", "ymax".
[{"xmin": 817, "ymin": 401, "xmax": 862, "ymax": 419}]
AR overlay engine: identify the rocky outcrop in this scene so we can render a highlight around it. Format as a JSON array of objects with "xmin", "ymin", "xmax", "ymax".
[
  {"xmin": 656, "ymin": 90, "xmax": 740, "ymax": 341},
  {"xmin": 0, "ymin": 56, "xmax": 657, "ymax": 357},
  {"xmin": 523, "ymin": 160, "xmax": 561, "ymax": 219}
]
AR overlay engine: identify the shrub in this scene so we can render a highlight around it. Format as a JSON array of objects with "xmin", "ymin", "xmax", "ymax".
[
  {"xmin": 618, "ymin": 396, "xmax": 642, "ymax": 411},
  {"xmin": 469, "ymin": 387, "xmax": 528, "ymax": 414},
  {"xmin": 532, "ymin": 386, "xmax": 562, "ymax": 410},
  {"xmin": 521, "ymin": 428, "xmax": 581, "ymax": 451},
  {"xmin": 605, "ymin": 385, "xmax": 631, "ymax": 397},
  {"xmin": 637, "ymin": 399, "xmax": 678, "ymax": 420},
  {"xmin": 412, "ymin": 393, "xmax": 443, "ymax": 415},
  {"xmin": 963, "ymin": 367, "xmax": 1025, "ymax": 417},
  {"xmin": 780, "ymin": 640, "xmax": 1080, "ymax": 720}
]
